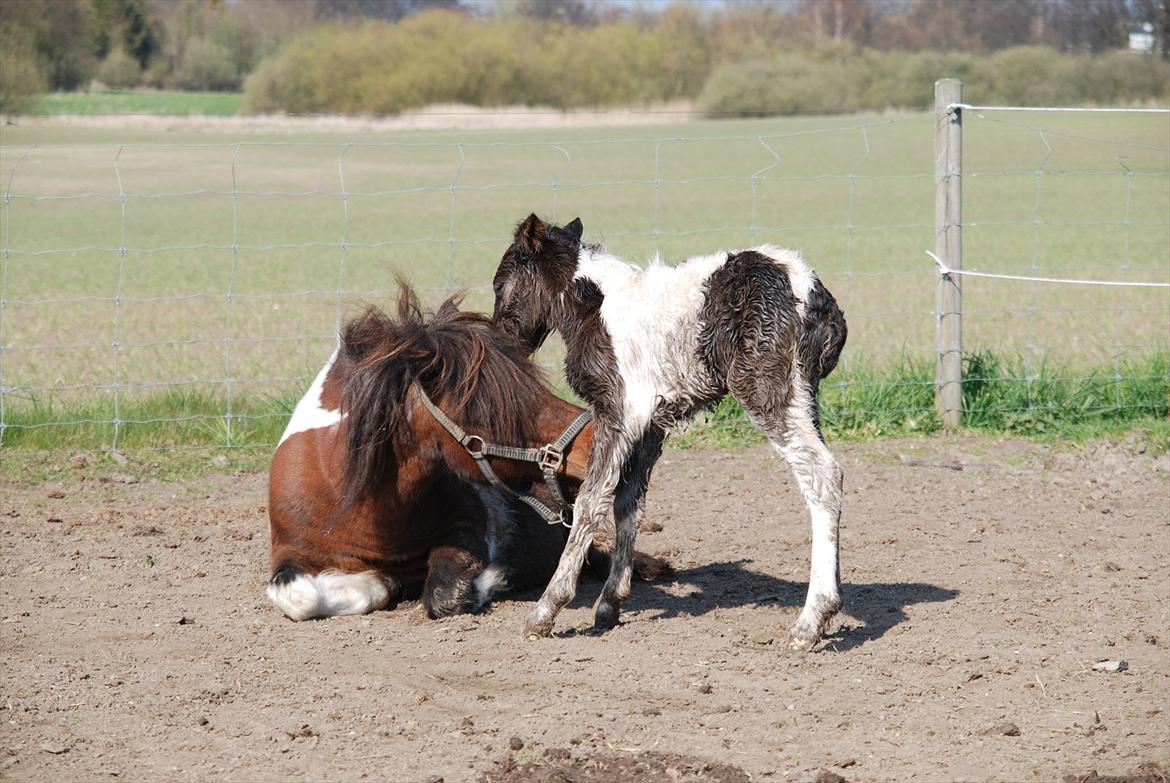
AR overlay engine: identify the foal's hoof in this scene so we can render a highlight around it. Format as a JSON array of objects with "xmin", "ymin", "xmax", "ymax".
[
  {"xmin": 523, "ymin": 618, "xmax": 554, "ymax": 640},
  {"xmin": 592, "ymin": 602, "xmax": 620, "ymax": 631},
  {"xmin": 787, "ymin": 619, "xmax": 822, "ymax": 652},
  {"xmin": 787, "ymin": 634, "xmax": 818, "ymax": 653}
]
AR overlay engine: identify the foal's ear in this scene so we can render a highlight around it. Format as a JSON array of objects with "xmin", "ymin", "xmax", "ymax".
[
  {"xmin": 564, "ymin": 217, "xmax": 583, "ymax": 244},
  {"xmin": 568, "ymin": 277, "xmax": 603, "ymax": 315},
  {"xmin": 514, "ymin": 213, "xmax": 546, "ymax": 259}
]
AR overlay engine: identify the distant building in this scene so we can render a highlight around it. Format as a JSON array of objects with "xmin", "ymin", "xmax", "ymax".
[{"xmin": 1128, "ymin": 22, "xmax": 1155, "ymax": 53}]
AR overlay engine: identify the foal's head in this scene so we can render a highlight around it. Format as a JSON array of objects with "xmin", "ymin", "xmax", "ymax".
[{"xmin": 491, "ymin": 213, "xmax": 585, "ymax": 352}]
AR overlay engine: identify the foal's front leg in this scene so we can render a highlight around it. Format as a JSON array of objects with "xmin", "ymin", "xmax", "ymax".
[
  {"xmin": 523, "ymin": 425, "xmax": 632, "ymax": 639},
  {"xmin": 593, "ymin": 427, "xmax": 665, "ymax": 630}
]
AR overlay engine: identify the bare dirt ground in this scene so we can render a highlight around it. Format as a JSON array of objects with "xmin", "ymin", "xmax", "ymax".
[{"xmin": 2, "ymin": 434, "xmax": 1168, "ymax": 783}]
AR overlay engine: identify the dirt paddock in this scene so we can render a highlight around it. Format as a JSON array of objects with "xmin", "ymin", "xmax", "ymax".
[{"xmin": 2, "ymin": 435, "xmax": 1168, "ymax": 782}]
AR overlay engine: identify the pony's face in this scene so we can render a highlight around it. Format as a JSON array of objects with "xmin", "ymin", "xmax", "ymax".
[{"xmin": 491, "ymin": 214, "xmax": 583, "ymax": 353}]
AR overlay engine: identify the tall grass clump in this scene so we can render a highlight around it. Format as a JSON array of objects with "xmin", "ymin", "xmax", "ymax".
[
  {"xmin": 675, "ymin": 352, "xmax": 1169, "ymax": 447},
  {"xmin": 960, "ymin": 351, "xmax": 1169, "ymax": 434}
]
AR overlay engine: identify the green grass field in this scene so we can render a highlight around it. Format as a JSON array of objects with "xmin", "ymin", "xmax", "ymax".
[
  {"xmin": 1, "ymin": 109, "xmax": 1167, "ymax": 454},
  {"xmin": 36, "ymin": 90, "xmax": 243, "ymax": 116}
]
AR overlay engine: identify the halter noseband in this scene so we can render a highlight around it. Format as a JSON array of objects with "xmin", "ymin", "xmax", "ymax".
[{"xmin": 411, "ymin": 382, "xmax": 592, "ymax": 527}]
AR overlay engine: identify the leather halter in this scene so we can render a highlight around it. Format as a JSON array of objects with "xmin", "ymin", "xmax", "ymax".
[{"xmin": 411, "ymin": 382, "xmax": 592, "ymax": 527}]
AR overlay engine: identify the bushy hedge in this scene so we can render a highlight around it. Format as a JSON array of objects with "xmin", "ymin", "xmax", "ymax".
[
  {"xmin": 0, "ymin": 24, "xmax": 47, "ymax": 113},
  {"xmin": 95, "ymin": 48, "xmax": 142, "ymax": 89},
  {"xmin": 173, "ymin": 38, "xmax": 239, "ymax": 91},
  {"xmin": 699, "ymin": 46, "xmax": 1170, "ymax": 117},
  {"xmin": 244, "ymin": 10, "xmax": 707, "ymax": 114},
  {"xmin": 246, "ymin": 10, "xmax": 1169, "ymax": 117}
]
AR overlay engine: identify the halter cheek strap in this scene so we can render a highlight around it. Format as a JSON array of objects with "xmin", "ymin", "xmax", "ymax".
[{"xmin": 411, "ymin": 382, "xmax": 592, "ymax": 526}]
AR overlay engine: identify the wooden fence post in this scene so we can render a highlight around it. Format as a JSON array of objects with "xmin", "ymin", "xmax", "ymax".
[{"xmin": 935, "ymin": 79, "xmax": 963, "ymax": 429}]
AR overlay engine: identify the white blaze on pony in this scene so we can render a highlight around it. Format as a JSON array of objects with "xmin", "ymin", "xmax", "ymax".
[{"xmin": 491, "ymin": 215, "xmax": 848, "ymax": 652}]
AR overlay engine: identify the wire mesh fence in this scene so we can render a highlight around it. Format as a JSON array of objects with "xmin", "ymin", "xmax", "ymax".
[
  {"xmin": 0, "ymin": 104, "xmax": 1167, "ymax": 454},
  {"xmin": 934, "ymin": 97, "xmax": 1169, "ymax": 428}
]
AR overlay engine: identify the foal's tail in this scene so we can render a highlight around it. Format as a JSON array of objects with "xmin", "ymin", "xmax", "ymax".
[{"xmin": 799, "ymin": 278, "xmax": 848, "ymax": 384}]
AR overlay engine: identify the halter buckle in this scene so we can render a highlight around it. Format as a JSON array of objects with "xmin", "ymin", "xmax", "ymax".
[
  {"xmin": 538, "ymin": 444, "xmax": 564, "ymax": 472},
  {"xmin": 463, "ymin": 435, "xmax": 486, "ymax": 459}
]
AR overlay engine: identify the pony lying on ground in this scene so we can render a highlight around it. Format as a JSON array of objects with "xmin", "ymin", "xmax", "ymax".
[
  {"xmin": 267, "ymin": 283, "xmax": 668, "ymax": 621},
  {"xmin": 491, "ymin": 215, "xmax": 847, "ymax": 651}
]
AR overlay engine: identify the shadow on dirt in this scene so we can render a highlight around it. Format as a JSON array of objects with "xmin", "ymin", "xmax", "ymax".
[{"xmin": 559, "ymin": 559, "xmax": 958, "ymax": 651}]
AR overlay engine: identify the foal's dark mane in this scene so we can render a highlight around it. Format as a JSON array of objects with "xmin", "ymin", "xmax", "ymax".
[{"xmin": 339, "ymin": 283, "xmax": 549, "ymax": 508}]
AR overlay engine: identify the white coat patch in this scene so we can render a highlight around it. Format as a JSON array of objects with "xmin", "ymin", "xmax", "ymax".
[
  {"xmin": 278, "ymin": 348, "xmax": 342, "ymax": 446},
  {"xmin": 267, "ymin": 570, "xmax": 393, "ymax": 621}
]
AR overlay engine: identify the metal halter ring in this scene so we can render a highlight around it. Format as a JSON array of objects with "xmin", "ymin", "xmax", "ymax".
[
  {"xmin": 538, "ymin": 444, "xmax": 564, "ymax": 472},
  {"xmin": 463, "ymin": 435, "xmax": 486, "ymax": 459}
]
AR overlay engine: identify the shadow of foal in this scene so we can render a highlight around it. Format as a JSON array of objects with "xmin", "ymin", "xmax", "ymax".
[{"xmin": 545, "ymin": 559, "xmax": 957, "ymax": 651}]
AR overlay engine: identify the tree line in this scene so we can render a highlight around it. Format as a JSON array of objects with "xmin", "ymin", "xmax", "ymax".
[{"xmin": 1, "ymin": 0, "xmax": 1167, "ymax": 114}]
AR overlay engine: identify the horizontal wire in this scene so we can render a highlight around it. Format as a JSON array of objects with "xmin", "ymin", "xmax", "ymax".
[
  {"xmin": 0, "ymin": 113, "xmax": 926, "ymax": 152},
  {"xmin": 4, "ymin": 172, "xmax": 941, "ymax": 202},
  {"xmin": 926, "ymin": 251, "xmax": 1170, "ymax": 288},
  {"xmin": 3, "ymin": 333, "xmax": 335, "ymax": 352},
  {"xmin": 2, "ymin": 285, "xmax": 490, "ymax": 307},
  {"xmin": 0, "ymin": 223, "xmax": 938, "ymax": 258},
  {"xmin": 953, "ymin": 103, "xmax": 1170, "ymax": 114},
  {"xmin": 965, "ymin": 219, "xmax": 1168, "ymax": 229},
  {"xmin": 10, "ymin": 168, "xmax": 1169, "ymax": 203},
  {"xmin": 3, "ymin": 374, "xmax": 316, "ymax": 396},
  {"xmin": 960, "ymin": 112, "xmax": 1170, "ymax": 153}
]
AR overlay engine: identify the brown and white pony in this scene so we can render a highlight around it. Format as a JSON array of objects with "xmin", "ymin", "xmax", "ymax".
[
  {"xmin": 267, "ymin": 284, "xmax": 665, "ymax": 621},
  {"xmin": 492, "ymin": 215, "xmax": 847, "ymax": 651}
]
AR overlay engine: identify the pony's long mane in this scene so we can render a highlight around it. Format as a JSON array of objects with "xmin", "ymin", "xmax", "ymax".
[{"xmin": 338, "ymin": 282, "xmax": 549, "ymax": 509}]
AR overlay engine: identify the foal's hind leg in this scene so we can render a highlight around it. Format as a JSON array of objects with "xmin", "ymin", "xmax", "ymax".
[
  {"xmin": 772, "ymin": 388, "xmax": 844, "ymax": 651},
  {"xmin": 737, "ymin": 378, "xmax": 844, "ymax": 652},
  {"xmin": 593, "ymin": 427, "xmax": 666, "ymax": 630}
]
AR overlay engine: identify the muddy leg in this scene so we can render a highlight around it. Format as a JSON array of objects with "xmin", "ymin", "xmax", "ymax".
[
  {"xmin": 593, "ymin": 427, "xmax": 665, "ymax": 630},
  {"xmin": 523, "ymin": 425, "xmax": 634, "ymax": 639},
  {"xmin": 767, "ymin": 390, "xmax": 843, "ymax": 651}
]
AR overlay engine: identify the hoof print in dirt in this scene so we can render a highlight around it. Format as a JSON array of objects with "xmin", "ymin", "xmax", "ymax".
[
  {"xmin": 483, "ymin": 749, "xmax": 751, "ymax": 783},
  {"xmin": 1062, "ymin": 761, "xmax": 1168, "ymax": 783},
  {"xmin": 982, "ymin": 721, "xmax": 1021, "ymax": 737},
  {"xmin": 814, "ymin": 772, "xmax": 847, "ymax": 783}
]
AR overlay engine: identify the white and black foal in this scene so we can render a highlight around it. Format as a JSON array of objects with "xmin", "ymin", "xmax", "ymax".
[{"xmin": 491, "ymin": 214, "xmax": 848, "ymax": 651}]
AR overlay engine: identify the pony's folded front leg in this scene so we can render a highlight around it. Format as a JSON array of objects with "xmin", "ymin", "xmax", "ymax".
[{"xmin": 423, "ymin": 545, "xmax": 485, "ymax": 619}]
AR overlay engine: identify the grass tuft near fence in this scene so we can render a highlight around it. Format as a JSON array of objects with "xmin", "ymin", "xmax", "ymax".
[{"xmin": 675, "ymin": 351, "xmax": 1170, "ymax": 449}]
